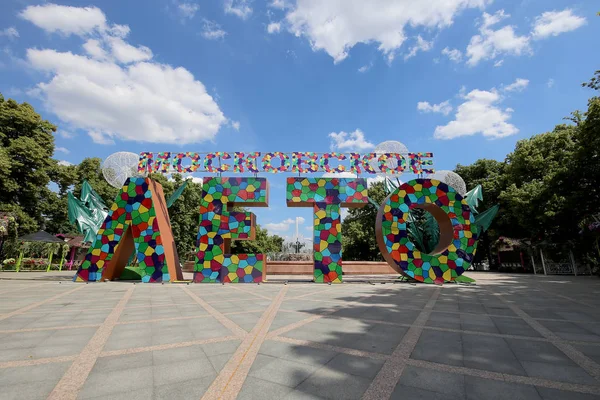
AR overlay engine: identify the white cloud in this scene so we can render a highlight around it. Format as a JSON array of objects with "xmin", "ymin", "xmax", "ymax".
[
  {"xmin": 433, "ymin": 85, "xmax": 519, "ymax": 140},
  {"xmin": 329, "ymin": 129, "xmax": 375, "ymax": 151},
  {"xmin": 58, "ymin": 130, "xmax": 75, "ymax": 139},
  {"xmin": 19, "ymin": 4, "xmax": 107, "ymax": 36},
  {"xmin": 265, "ymin": 217, "xmax": 306, "ymax": 233},
  {"xmin": 0, "ymin": 27, "xmax": 19, "ymax": 39},
  {"xmin": 367, "ymin": 175, "xmax": 386, "ymax": 188},
  {"xmin": 466, "ymin": 10, "xmax": 530, "ymax": 66},
  {"xmin": 183, "ymin": 176, "xmax": 203, "ymax": 184},
  {"xmin": 267, "ymin": 22, "xmax": 281, "ymax": 34},
  {"xmin": 547, "ymin": 78, "xmax": 554, "ymax": 88},
  {"xmin": 108, "ymin": 37, "xmax": 153, "ymax": 63},
  {"xmin": 269, "ymin": 0, "xmax": 288, "ymax": 9},
  {"xmin": 417, "ymin": 100, "xmax": 453, "ymax": 116},
  {"xmin": 224, "ymin": 0, "xmax": 252, "ymax": 20},
  {"xmin": 202, "ymin": 20, "xmax": 227, "ymax": 40},
  {"xmin": 22, "ymin": 4, "xmax": 227, "ymax": 145},
  {"xmin": 404, "ymin": 35, "xmax": 433, "ymax": 60},
  {"xmin": 231, "ymin": 120, "xmax": 240, "ymax": 130},
  {"xmin": 58, "ymin": 160, "xmax": 73, "ymax": 166},
  {"xmin": 88, "ymin": 131, "xmax": 115, "ymax": 145},
  {"xmin": 83, "ymin": 39, "xmax": 107, "ymax": 60},
  {"xmin": 493, "ymin": 59, "xmax": 503, "ymax": 67},
  {"xmin": 282, "ymin": 0, "xmax": 489, "ymax": 63},
  {"xmin": 55, "ymin": 146, "xmax": 69, "ymax": 154},
  {"xmin": 441, "ymin": 47, "xmax": 462, "ymax": 62},
  {"xmin": 358, "ymin": 63, "xmax": 372, "ymax": 73},
  {"xmin": 178, "ymin": 2, "xmax": 200, "ymax": 19},
  {"xmin": 503, "ymin": 78, "xmax": 529, "ymax": 92},
  {"xmin": 532, "ymin": 9, "xmax": 586, "ymax": 39}
]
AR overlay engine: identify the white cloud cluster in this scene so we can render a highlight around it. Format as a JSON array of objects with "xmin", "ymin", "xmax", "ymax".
[
  {"xmin": 280, "ymin": 0, "xmax": 488, "ymax": 63},
  {"xmin": 532, "ymin": 9, "xmax": 586, "ymax": 39},
  {"xmin": 202, "ymin": 20, "xmax": 227, "ymax": 40},
  {"xmin": 178, "ymin": 2, "xmax": 200, "ymax": 20},
  {"xmin": 503, "ymin": 78, "xmax": 529, "ymax": 92},
  {"xmin": 433, "ymin": 84, "xmax": 521, "ymax": 140},
  {"xmin": 441, "ymin": 47, "xmax": 462, "ymax": 62},
  {"xmin": 20, "ymin": 3, "xmax": 227, "ymax": 145},
  {"xmin": 55, "ymin": 146, "xmax": 70, "ymax": 154},
  {"xmin": 404, "ymin": 36, "xmax": 434, "ymax": 61},
  {"xmin": 358, "ymin": 64, "xmax": 372, "ymax": 73},
  {"xmin": 267, "ymin": 22, "xmax": 281, "ymax": 34},
  {"xmin": 417, "ymin": 100, "xmax": 453, "ymax": 116},
  {"xmin": 466, "ymin": 8, "xmax": 585, "ymax": 66},
  {"xmin": 329, "ymin": 129, "xmax": 375, "ymax": 151},
  {"xmin": 224, "ymin": 0, "xmax": 252, "ymax": 20},
  {"xmin": 0, "ymin": 27, "xmax": 19, "ymax": 39},
  {"xmin": 466, "ymin": 10, "xmax": 530, "ymax": 66},
  {"xmin": 265, "ymin": 217, "xmax": 306, "ymax": 233},
  {"xmin": 58, "ymin": 160, "xmax": 73, "ymax": 166},
  {"xmin": 20, "ymin": 4, "xmax": 108, "ymax": 36}
]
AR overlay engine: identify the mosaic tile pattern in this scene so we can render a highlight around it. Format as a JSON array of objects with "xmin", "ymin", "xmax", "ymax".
[
  {"xmin": 137, "ymin": 152, "xmax": 153, "ymax": 174},
  {"xmin": 407, "ymin": 152, "xmax": 434, "ymax": 174},
  {"xmin": 261, "ymin": 152, "xmax": 290, "ymax": 173},
  {"xmin": 154, "ymin": 152, "xmax": 171, "ymax": 173},
  {"xmin": 319, "ymin": 152, "xmax": 347, "ymax": 173},
  {"xmin": 172, "ymin": 152, "xmax": 200, "ymax": 173},
  {"xmin": 291, "ymin": 152, "xmax": 319, "ymax": 173},
  {"xmin": 376, "ymin": 179, "xmax": 477, "ymax": 284},
  {"xmin": 194, "ymin": 177, "xmax": 268, "ymax": 283},
  {"xmin": 74, "ymin": 177, "xmax": 170, "ymax": 283},
  {"xmin": 349, "ymin": 153, "xmax": 377, "ymax": 174},
  {"xmin": 233, "ymin": 152, "xmax": 261, "ymax": 173},
  {"xmin": 378, "ymin": 153, "xmax": 406, "ymax": 174},
  {"xmin": 287, "ymin": 177, "xmax": 368, "ymax": 283},
  {"xmin": 204, "ymin": 152, "xmax": 231, "ymax": 173}
]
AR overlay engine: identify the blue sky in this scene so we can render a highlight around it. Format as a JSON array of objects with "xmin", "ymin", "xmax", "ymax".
[{"xmin": 0, "ymin": 0, "xmax": 598, "ymax": 241}]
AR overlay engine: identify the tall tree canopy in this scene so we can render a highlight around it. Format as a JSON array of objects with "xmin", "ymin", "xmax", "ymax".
[{"xmin": 0, "ymin": 94, "xmax": 57, "ymax": 232}]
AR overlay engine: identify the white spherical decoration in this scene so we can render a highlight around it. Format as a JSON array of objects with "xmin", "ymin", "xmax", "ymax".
[
  {"xmin": 373, "ymin": 141, "xmax": 409, "ymax": 175},
  {"xmin": 431, "ymin": 170, "xmax": 467, "ymax": 195},
  {"xmin": 102, "ymin": 152, "xmax": 142, "ymax": 188}
]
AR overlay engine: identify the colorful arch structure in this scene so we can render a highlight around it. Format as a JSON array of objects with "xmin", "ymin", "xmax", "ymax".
[
  {"xmin": 376, "ymin": 179, "xmax": 477, "ymax": 284},
  {"xmin": 74, "ymin": 177, "xmax": 182, "ymax": 283},
  {"xmin": 286, "ymin": 177, "xmax": 368, "ymax": 283},
  {"xmin": 194, "ymin": 177, "xmax": 269, "ymax": 283}
]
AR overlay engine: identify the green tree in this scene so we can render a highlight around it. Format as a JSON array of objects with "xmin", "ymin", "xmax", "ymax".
[
  {"xmin": 0, "ymin": 94, "xmax": 57, "ymax": 233},
  {"xmin": 341, "ymin": 181, "xmax": 387, "ymax": 261},
  {"xmin": 231, "ymin": 225, "xmax": 284, "ymax": 254}
]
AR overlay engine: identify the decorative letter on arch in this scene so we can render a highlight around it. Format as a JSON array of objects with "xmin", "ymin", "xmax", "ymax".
[
  {"xmin": 194, "ymin": 177, "xmax": 269, "ymax": 283},
  {"xmin": 376, "ymin": 179, "xmax": 477, "ymax": 284}
]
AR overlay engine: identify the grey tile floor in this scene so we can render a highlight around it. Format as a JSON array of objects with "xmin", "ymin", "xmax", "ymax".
[{"xmin": 0, "ymin": 272, "xmax": 599, "ymax": 399}]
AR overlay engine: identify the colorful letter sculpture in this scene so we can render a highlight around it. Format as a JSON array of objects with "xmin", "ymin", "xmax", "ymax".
[
  {"xmin": 376, "ymin": 179, "xmax": 477, "ymax": 284},
  {"xmin": 74, "ymin": 177, "xmax": 182, "ymax": 283},
  {"xmin": 194, "ymin": 177, "xmax": 269, "ymax": 283},
  {"xmin": 287, "ymin": 177, "xmax": 368, "ymax": 283}
]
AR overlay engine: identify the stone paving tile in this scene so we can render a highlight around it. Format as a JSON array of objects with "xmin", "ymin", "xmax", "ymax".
[
  {"xmin": 153, "ymin": 376, "xmax": 215, "ymax": 399},
  {"xmin": 1, "ymin": 274, "xmax": 600, "ymax": 400},
  {"xmin": 535, "ymin": 387, "xmax": 600, "ymax": 400},
  {"xmin": 395, "ymin": 365, "xmax": 466, "ymax": 398},
  {"xmin": 465, "ymin": 376, "xmax": 543, "ymax": 400},
  {"xmin": 294, "ymin": 366, "xmax": 373, "ymax": 400},
  {"xmin": 281, "ymin": 314, "xmax": 409, "ymax": 355},
  {"xmin": 238, "ymin": 376, "xmax": 295, "ymax": 400},
  {"xmin": 248, "ymin": 354, "xmax": 321, "ymax": 387},
  {"xmin": 258, "ymin": 339, "xmax": 338, "ymax": 366}
]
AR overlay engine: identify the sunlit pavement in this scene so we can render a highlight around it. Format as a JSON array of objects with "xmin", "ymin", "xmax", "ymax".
[{"xmin": 0, "ymin": 272, "xmax": 599, "ymax": 399}]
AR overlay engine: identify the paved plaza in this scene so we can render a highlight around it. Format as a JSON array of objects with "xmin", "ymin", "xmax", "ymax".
[{"xmin": 0, "ymin": 273, "xmax": 599, "ymax": 399}]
